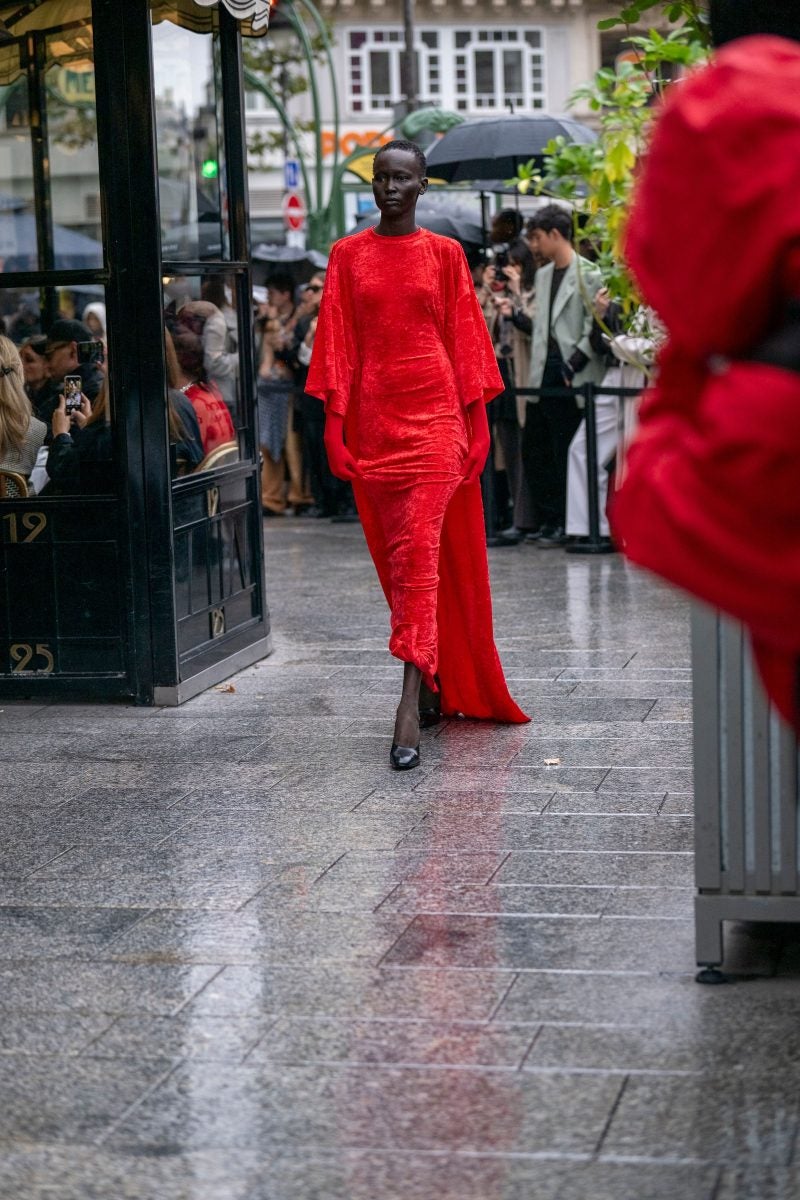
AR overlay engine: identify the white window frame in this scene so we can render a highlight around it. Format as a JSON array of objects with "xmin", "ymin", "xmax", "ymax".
[
  {"xmin": 344, "ymin": 26, "xmax": 442, "ymax": 117},
  {"xmin": 452, "ymin": 27, "xmax": 546, "ymax": 115}
]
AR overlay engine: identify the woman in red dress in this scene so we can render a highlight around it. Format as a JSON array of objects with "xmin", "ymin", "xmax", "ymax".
[{"xmin": 306, "ymin": 141, "xmax": 528, "ymax": 770}]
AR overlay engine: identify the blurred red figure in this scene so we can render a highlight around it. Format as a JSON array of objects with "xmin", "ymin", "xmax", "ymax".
[{"xmin": 612, "ymin": 5, "xmax": 800, "ymax": 732}]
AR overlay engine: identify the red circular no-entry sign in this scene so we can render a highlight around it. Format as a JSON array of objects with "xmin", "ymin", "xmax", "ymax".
[{"xmin": 282, "ymin": 191, "xmax": 306, "ymax": 231}]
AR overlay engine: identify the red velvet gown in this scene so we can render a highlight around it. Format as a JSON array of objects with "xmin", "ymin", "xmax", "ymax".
[
  {"xmin": 306, "ymin": 226, "xmax": 528, "ymax": 723},
  {"xmin": 611, "ymin": 36, "xmax": 800, "ymax": 732}
]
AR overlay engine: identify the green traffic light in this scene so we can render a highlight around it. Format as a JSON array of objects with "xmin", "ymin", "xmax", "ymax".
[{"xmin": 201, "ymin": 159, "xmax": 219, "ymax": 179}]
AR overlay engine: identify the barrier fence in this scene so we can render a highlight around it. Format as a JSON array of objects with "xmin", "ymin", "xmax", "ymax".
[{"xmin": 509, "ymin": 381, "xmax": 644, "ymax": 553}]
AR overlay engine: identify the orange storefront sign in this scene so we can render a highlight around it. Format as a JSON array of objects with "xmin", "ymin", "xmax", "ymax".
[{"xmin": 321, "ymin": 130, "xmax": 393, "ymax": 158}]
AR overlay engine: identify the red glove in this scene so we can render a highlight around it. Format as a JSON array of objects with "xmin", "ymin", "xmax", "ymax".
[
  {"xmin": 461, "ymin": 399, "xmax": 491, "ymax": 485},
  {"xmin": 324, "ymin": 412, "xmax": 361, "ymax": 481}
]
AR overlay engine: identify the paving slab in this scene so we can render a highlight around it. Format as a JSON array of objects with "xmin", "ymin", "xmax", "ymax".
[
  {"xmin": 102, "ymin": 1061, "xmax": 623, "ymax": 1156},
  {"xmin": 0, "ymin": 520, "xmax": 797, "ymax": 1192},
  {"xmin": 600, "ymin": 1074, "xmax": 800, "ymax": 1166}
]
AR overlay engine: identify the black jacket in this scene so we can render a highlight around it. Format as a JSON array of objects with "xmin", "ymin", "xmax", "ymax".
[{"xmin": 44, "ymin": 421, "xmax": 112, "ymax": 494}]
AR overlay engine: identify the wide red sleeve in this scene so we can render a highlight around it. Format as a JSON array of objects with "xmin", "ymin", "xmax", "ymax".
[
  {"xmin": 444, "ymin": 244, "xmax": 504, "ymax": 407},
  {"xmin": 613, "ymin": 37, "xmax": 800, "ymax": 732},
  {"xmin": 305, "ymin": 241, "xmax": 358, "ymax": 417}
]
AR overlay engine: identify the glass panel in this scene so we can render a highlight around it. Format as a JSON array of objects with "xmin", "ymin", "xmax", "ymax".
[
  {"xmin": 162, "ymin": 272, "xmax": 243, "ymax": 478},
  {"xmin": 0, "ymin": 74, "xmax": 37, "ymax": 271},
  {"xmin": 45, "ymin": 22, "xmax": 102, "ymax": 268},
  {"xmin": 0, "ymin": 287, "xmax": 44, "ymax": 343},
  {"xmin": 151, "ymin": 9, "xmax": 229, "ymax": 262},
  {"xmin": 369, "ymin": 50, "xmax": 391, "ymax": 103},
  {"xmin": 0, "ymin": 283, "xmax": 111, "ymax": 498},
  {"xmin": 475, "ymin": 50, "xmax": 495, "ymax": 99},
  {"xmin": 503, "ymin": 50, "xmax": 523, "ymax": 98},
  {"xmin": 0, "ymin": 0, "xmax": 102, "ymax": 273}
]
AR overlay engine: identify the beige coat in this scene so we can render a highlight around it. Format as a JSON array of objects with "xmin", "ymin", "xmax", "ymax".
[{"xmin": 480, "ymin": 286, "xmax": 536, "ymax": 426}]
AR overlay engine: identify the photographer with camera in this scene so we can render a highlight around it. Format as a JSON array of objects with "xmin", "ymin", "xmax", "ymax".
[
  {"xmin": 36, "ymin": 319, "xmax": 105, "ymax": 429},
  {"xmin": 480, "ymin": 238, "xmax": 537, "ymax": 542}
]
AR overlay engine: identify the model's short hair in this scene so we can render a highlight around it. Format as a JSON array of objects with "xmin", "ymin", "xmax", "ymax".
[
  {"xmin": 710, "ymin": 0, "xmax": 800, "ymax": 45},
  {"xmin": 373, "ymin": 139, "xmax": 427, "ymax": 176},
  {"xmin": 526, "ymin": 204, "xmax": 574, "ymax": 243}
]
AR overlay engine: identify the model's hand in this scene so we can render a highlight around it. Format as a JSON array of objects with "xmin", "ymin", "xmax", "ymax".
[
  {"xmin": 461, "ymin": 401, "xmax": 490, "ymax": 486},
  {"xmin": 326, "ymin": 441, "xmax": 361, "ymax": 481},
  {"xmin": 324, "ymin": 413, "xmax": 361, "ymax": 481}
]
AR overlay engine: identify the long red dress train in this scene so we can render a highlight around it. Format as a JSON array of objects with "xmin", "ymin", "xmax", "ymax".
[
  {"xmin": 306, "ymin": 226, "xmax": 528, "ymax": 723},
  {"xmin": 611, "ymin": 36, "xmax": 800, "ymax": 732}
]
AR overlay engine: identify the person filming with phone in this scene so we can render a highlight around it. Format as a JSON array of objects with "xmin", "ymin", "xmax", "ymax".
[
  {"xmin": 44, "ymin": 345, "xmax": 111, "ymax": 495},
  {"xmin": 36, "ymin": 318, "xmax": 105, "ymax": 428}
]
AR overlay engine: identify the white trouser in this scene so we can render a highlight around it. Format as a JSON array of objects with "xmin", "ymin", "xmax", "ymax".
[{"xmin": 565, "ymin": 388, "xmax": 619, "ymax": 537}]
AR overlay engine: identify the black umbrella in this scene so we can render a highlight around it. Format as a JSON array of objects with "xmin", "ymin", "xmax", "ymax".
[
  {"xmin": 426, "ymin": 114, "xmax": 597, "ymax": 184},
  {"xmin": 348, "ymin": 200, "xmax": 484, "ymax": 249},
  {"xmin": 251, "ymin": 244, "xmax": 329, "ymax": 286}
]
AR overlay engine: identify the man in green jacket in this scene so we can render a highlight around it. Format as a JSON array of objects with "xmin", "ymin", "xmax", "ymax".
[{"xmin": 524, "ymin": 205, "xmax": 604, "ymax": 546}]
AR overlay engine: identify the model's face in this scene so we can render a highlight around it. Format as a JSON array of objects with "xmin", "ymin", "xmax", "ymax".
[{"xmin": 372, "ymin": 149, "xmax": 427, "ymax": 218}]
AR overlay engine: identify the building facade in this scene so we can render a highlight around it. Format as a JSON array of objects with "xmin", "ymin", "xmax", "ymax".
[{"xmin": 245, "ymin": 0, "xmax": 629, "ymax": 236}]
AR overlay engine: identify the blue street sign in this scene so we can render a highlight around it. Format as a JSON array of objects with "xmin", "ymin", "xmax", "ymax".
[{"xmin": 284, "ymin": 158, "xmax": 300, "ymax": 191}]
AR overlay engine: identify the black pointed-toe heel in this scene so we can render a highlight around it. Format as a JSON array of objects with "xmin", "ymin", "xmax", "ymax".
[
  {"xmin": 390, "ymin": 742, "xmax": 421, "ymax": 771},
  {"xmin": 418, "ymin": 677, "xmax": 441, "ymax": 729}
]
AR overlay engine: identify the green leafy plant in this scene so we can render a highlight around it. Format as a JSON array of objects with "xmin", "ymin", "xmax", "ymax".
[{"xmin": 511, "ymin": 3, "xmax": 710, "ymax": 319}]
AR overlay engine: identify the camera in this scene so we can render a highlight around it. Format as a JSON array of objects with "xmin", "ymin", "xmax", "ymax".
[
  {"xmin": 77, "ymin": 339, "xmax": 104, "ymax": 366},
  {"xmin": 492, "ymin": 242, "xmax": 510, "ymax": 273}
]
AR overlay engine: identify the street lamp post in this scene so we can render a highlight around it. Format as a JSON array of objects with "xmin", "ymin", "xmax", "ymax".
[{"xmin": 401, "ymin": 0, "xmax": 418, "ymax": 114}]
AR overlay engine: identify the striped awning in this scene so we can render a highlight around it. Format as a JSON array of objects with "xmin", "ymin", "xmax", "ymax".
[
  {"xmin": 194, "ymin": 0, "xmax": 271, "ymax": 31},
  {"xmin": 0, "ymin": 0, "xmax": 271, "ymax": 83}
]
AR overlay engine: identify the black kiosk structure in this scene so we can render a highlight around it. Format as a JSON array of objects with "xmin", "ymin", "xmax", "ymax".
[{"xmin": 0, "ymin": 0, "xmax": 272, "ymax": 704}]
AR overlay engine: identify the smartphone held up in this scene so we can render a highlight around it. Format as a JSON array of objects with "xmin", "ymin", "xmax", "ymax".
[{"xmin": 63, "ymin": 376, "xmax": 83, "ymax": 414}]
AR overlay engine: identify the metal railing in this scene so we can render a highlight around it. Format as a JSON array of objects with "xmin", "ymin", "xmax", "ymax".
[{"xmin": 512, "ymin": 381, "xmax": 644, "ymax": 553}]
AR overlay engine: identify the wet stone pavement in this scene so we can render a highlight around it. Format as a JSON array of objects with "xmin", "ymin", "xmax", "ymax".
[{"xmin": 1, "ymin": 520, "xmax": 800, "ymax": 1200}]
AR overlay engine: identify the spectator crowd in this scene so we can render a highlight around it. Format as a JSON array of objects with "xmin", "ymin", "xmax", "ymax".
[
  {"xmin": 0, "ymin": 201, "xmax": 650, "ymax": 529},
  {"xmin": 476, "ymin": 203, "xmax": 650, "ymax": 552}
]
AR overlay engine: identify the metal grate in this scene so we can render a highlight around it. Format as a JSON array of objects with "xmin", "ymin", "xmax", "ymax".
[{"xmin": 692, "ymin": 607, "xmax": 800, "ymax": 968}]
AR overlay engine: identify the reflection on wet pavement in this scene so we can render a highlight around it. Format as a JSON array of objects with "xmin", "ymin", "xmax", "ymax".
[{"xmin": 0, "ymin": 522, "xmax": 798, "ymax": 1200}]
